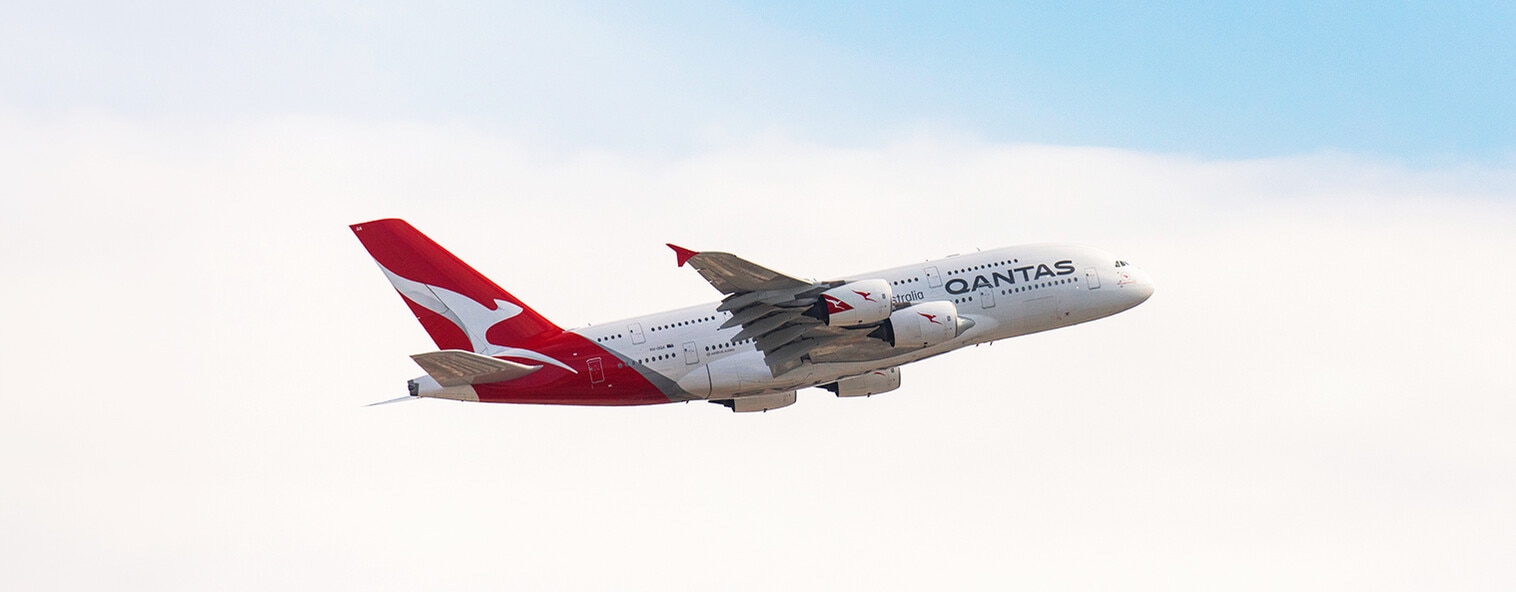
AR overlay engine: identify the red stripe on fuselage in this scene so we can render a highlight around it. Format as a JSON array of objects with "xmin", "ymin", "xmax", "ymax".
[{"xmin": 470, "ymin": 332, "xmax": 674, "ymax": 406}]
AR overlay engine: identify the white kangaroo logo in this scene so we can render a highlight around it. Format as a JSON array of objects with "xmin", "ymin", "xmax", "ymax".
[{"xmin": 379, "ymin": 265, "xmax": 577, "ymax": 374}]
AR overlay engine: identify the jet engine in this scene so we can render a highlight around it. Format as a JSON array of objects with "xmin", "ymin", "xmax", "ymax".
[
  {"xmin": 803, "ymin": 279, "xmax": 893, "ymax": 327},
  {"xmin": 823, "ymin": 367, "xmax": 902, "ymax": 397},
  {"xmin": 868, "ymin": 301, "xmax": 971, "ymax": 348}
]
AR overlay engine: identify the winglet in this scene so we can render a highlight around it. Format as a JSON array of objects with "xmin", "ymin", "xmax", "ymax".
[{"xmin": 667, "ymin": 243, "xmax": 699, "ymax": 267}]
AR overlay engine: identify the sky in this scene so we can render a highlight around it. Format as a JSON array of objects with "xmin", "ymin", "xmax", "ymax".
[{"xmin": 2, "ymin": 2, "xmax": 1515, "ymax": 590}]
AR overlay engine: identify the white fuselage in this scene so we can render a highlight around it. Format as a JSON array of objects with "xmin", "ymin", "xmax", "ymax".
[{"xmin": 571, "ymin": 244, "xmax": 1154, "ymax": 400}]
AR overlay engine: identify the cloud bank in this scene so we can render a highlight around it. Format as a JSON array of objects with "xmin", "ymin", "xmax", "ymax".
[{"xmin": 2, "ymin": 112, "xmax": 1513, "ymax": 590}]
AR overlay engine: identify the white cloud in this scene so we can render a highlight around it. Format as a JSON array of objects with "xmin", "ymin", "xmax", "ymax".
[{"xmin": 1, "ymin": 112, "xmax": 1513, "ymax": 590}]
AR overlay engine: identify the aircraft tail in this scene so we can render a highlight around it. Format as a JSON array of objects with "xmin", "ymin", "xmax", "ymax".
[{"xmin": 350, "ymin": 219, "xmax": 563, "ymax": 352}]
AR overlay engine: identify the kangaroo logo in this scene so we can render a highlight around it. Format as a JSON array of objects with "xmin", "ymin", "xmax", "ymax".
[
  {"xmin": 822, "ymin": 294, "xmax": 854, "ymax": 314},
  {"xmin": 919, "ymin": 312, "xmax": 944, "ymax": 326},
  {"xmin": 853, "ymin": 290, "xmax": 875, "ymax": 302},
  {"xmin": 379, "ymin": 265, "xmax": 577, "ymax": 373}
]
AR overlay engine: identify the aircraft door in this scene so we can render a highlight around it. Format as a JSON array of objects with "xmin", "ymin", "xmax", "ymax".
[
  {"xmin": 683, "ymin": 341, "xmax": 699, "ymax": 365},
  {"xmin": 977, "ymin": 286, "xmax": 995, "ymax": 309},
  {"xmin": 587, "ymin": 357, "xmax": 605, "ymax": 384},
  {"xmin": 924, "ymin": 266, "xmax": 942, "ymax": 288},
  {"xmin": 629, "ymin": 323, "xmax": 646, "ymax": 344},
  {"xmin": 1085, "ymin": 267, "xmax": 1101, "ymax": 289}
]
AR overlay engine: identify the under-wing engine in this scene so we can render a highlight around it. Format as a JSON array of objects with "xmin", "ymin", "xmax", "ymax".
[
  {"xmin": 803, "ymin": 279, "xmax": 893, "ymax": 327},
  {"xmin": 713, "ymin": 391, "xmax": 798, "ymax": 413},
  {"xmin": 869, "ymin": 301, "xmax": 970, "ymax": 348},
  {"xmin": 823, "ymin": 367, "xmax": 902, "ymax": 397}
]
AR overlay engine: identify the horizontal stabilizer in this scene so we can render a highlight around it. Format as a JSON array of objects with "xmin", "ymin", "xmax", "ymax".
[{"xmin": 410, "ymin": 350, "xmax": 542, "ymax": 387}]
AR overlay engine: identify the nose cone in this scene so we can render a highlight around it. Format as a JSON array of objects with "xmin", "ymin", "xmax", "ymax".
[
  {"xmin": 1118, "ymin": 267, "xmax": 1155, "ymax": 306},
  {"xmin": 1133, "ymin": 269, "xmax": 1155, "ymax": 302}
]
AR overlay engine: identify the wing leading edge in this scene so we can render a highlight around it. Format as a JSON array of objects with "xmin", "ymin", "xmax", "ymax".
[{"xmin": 667, "ymin": 244, "xmax": 872, "ymax": 376}]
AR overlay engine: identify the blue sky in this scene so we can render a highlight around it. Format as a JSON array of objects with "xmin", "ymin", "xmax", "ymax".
[
  {"xmin": 5, "ymin": 1, "xmax": 1513, "ymax": 159},
  {"xmin": 727, "ymin": 1, "xmax": 1516, "ymax": 159}
]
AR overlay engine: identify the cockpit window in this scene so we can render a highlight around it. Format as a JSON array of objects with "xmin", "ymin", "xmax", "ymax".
[{"xmin": 1114, "ymin": 260, "xmax": 1129, "ymax": 267}]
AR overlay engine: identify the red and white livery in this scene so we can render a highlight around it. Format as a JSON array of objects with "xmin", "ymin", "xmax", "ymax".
[{"xmin": 352, "ymin": 219, "xmax": 1154, "ymax": 412}]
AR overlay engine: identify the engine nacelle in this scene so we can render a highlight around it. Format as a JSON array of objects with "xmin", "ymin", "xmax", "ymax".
[
  {"xmin": 870, "ymin": 301, "xmax": 967, "ymax": 349},
  {"xmin": 715, "ymin": 391, "xmax": 797, "ymax": 413},
  {"xmin": 823, "ymin": 367, "xmax": 902, "ymax": 397},
  {"xmin": 805, "ymin": 279, "xmax": 893, "ymax": 327}
]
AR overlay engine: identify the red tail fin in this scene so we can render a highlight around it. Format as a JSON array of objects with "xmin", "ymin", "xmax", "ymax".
[{"xmin": 351, "ymin": 219, "xmax": 562, "ymax": 351}]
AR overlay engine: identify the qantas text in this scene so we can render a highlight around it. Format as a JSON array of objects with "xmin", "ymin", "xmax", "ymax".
[{"xmin": 944, "ymin": 260, "xmax": 1076, "ymax": 295}]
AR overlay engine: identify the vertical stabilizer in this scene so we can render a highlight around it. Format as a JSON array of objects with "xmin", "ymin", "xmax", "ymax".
[{"xmin": 351, "ymin": 219, "xmax": 562, "ymax": 352}]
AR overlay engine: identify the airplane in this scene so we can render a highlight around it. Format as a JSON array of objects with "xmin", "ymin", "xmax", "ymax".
[{"xmin": 352, "ymin": 218, "xmax": 1153, "ymax": 412}]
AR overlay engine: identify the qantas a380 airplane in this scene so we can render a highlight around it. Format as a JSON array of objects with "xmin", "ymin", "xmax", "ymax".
[{"xmin": 353, "ymin": 218, "xmax": 1153, "ymax": 412}]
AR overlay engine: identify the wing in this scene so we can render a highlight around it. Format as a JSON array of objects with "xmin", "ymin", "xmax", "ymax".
[
  {"xmin": 666, "ymin": 244, "xmax": 812, "ymax": 294},
  {"xmin": 669, "ymin": 244, "xmax": 875, "ymax": 376}
]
